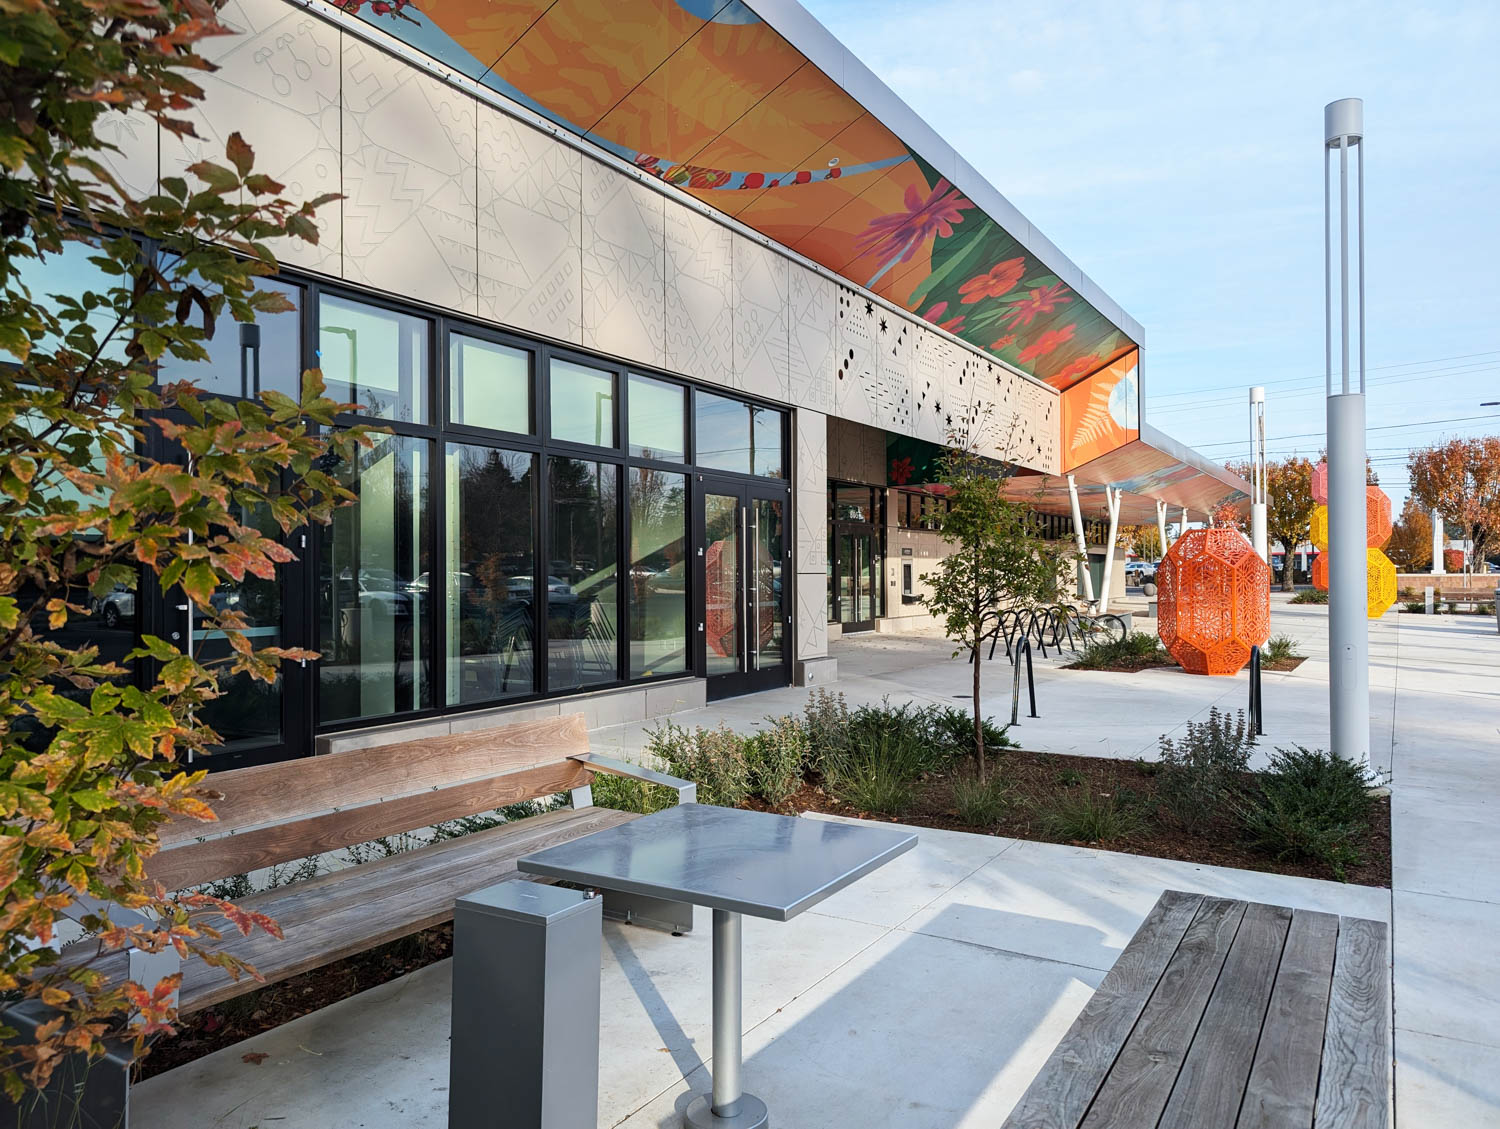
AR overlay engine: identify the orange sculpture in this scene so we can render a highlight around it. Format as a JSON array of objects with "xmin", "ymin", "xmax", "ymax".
[
  {"xmin": 1157, "ymin": 520, "xmax": 1272, "ymax": 676},
  {"xmin": 1367, "ymin": 548, "xmax": 1397, "ymax": 617},
  {"xmin": 1312, "ymin": 461, "xmax": 1328, "ymax": 505},
  {"xmin": 1312, "ymin": 553, "xmax": 1328, "ymax": 591},
  {"xmin": 1366, "ymin": 485, "xmax": 1392, "ymax": 548}
]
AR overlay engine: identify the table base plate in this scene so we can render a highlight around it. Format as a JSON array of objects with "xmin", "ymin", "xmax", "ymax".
[{"xmin": 683, "ymin": 1092, "xmax": 768, "ymax": 1128}]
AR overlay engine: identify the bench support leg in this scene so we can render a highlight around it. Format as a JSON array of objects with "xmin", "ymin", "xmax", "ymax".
[
  {"xmin": 600, "ymin": 889, "xmax": 695, "ymax": 935},
  {"xmin": 684, "ymin": 910, "xmax": 767, "ymax": 1128}
]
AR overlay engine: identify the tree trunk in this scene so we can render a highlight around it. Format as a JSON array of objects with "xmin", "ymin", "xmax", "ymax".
[
  {"xmin": 1281, "ymin": 551, "xmax": 1296, "ymax": 592},
  {"xmin": 973, "ymin": 624, "xmax": 984, "ymax": 783}
]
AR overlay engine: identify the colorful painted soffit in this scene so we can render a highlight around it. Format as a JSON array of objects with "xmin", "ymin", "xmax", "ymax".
[
  {"xmin": 1060, "ymin": 349, "xmax": 1139, "ymax": 472},
  {"xmin": 347, "ymin": 0, "xmax": 1137, "ymax": 388}
]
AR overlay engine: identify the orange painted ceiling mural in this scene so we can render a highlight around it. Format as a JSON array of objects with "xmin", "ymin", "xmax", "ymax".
[
  {"xmin": 343, "ymin": 0, "xmax": 1137, "ymax": 388},
  {"xmin": 1060, "ymin": 350, "xmax": 1139, "ymax": 472}
]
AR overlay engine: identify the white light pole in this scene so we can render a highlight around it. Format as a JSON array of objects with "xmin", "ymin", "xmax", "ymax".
[
  {"xmin": 1431, "ymin": 507, "xmax": 1445, "ymax": 574},
  {"xmin": 1249, "ymin": 386, "xmax": 1269, "ymax": 562},
  {"xmin": 1324, "ymin": 97, "xmax": 1370, "ymax": 770}
]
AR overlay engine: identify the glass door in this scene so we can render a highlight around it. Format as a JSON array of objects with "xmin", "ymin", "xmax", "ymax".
[{"xmin": 698, "ymin": 477, "xmax": 790, "ymax": 699}]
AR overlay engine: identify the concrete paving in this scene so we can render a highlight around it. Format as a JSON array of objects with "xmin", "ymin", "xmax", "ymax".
[{"xmin": 131, "ymin": 596, "xmax": 1500, "ymax": 1127}]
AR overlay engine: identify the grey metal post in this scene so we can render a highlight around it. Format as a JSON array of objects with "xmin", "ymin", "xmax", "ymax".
[
  {"xmin": 1249, "ymin": 386, "xmax": 1269, "ymax": 562},
  {"xmin": 449, "ymin": 881, "xmax": 603, "ymax": 1129},
  {"xmin": 686, "ymin": 908, "xmax": 766, "ymax": 1127},
  {"xmin": 1324, "ymin": 97, "xmax": 1371, "ymax": 771}
]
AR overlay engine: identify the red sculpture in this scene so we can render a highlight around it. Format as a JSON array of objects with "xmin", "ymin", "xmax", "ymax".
[
  {"xmin": 1366, "ymin": 486, "xmax": 1392, "ymax": 548},
  {"xmin": 1312, "ymin": 554, "xmax": 1328, "ymax": 591},
  {"xmin": 1157, "ymin": 520, "xmax": 1272, "ymax": 676},
  {"xmin": 1312, "ymin": 461, "xmax": 1328, "ymax": 505}
]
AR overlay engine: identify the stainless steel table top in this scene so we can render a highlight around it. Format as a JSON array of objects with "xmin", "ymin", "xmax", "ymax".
[{"xmin": 517, "ymin": 804, "xmax": 917, "ymax": 922}]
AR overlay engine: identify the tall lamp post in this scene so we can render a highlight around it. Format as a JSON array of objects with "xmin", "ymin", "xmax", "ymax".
[
  {"xmin": 1325, "ymin": 98, "xmax": 1370, "ymax": 771},
  {"xmin": 1249, "ymin": 386, "xmax": 1269, "ymax": 561}
]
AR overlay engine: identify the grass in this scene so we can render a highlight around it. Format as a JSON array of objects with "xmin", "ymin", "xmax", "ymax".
[
  {"xmin": 1067, "ymin": 631, "xmax": 1170, "ymax": 672},
  {"xmin": 1038, "ymin": 791, "xmax": 1144, "ymax": 844},
  {"xmin": 951, "ymin": 771, "xmax": 1011, "ymax": 827},
  {"xmin": 1262, "ymin": 634, "xmax": 1303, "ymax": 664},
  {"xmin": 1290, "ymin": 588, "xmax": 1329, "ymax": 604}
]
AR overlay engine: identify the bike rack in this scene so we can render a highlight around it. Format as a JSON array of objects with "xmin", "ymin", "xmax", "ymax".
[
  {"xmin": 1248, "ymin": 645, "xmax": 1265, "ymax": 735},
  {"xmin": 1010, "ymin": 636, "xmax": 1038, "ymax": 725}
]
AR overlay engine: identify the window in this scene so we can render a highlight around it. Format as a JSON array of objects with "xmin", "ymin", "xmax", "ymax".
[
  {"xmin": 317, "ymin": 433, "xmax": 432, "ymax": 724},
  {"xmin": 158, "ymin": 277, "xmax": 303, "ymax": 400},
  {"xmin": 695, "ymin": 392, "xmax": 785, "ymax": 478},
  {"xmin": 895, "ymin": 489, "xmax": 946, "ymax": 531},
  {"xmin": 319, "ymin": 295, "xmax": 429, "ymax": 423},
  {"xmin": 628, "ymin": 374, "xmax": 685, "ymax": 462},
  {"xmin": 11, "ymin": 238, "xmax": 132, "ymax": 363},
  {"xmin": 444, "ymin": 443, "xmax": 535, "ymax": 707},
  {"xmin": 628, "ymin": 468, "xmax": 688, "ymax": 678},
  {"xmin": 833, "ymin": 483, "xmax": 876, "ymax": 522},
  {"xmin": 550, "ymin": 358, "xmax": 615, "ymax": 447},
  {"xmin": 449, "ymin": 334, "xmax": 530, "ymax": 434},
  {"xmin": 547, "ymin": 458, "xmax": 619, "ymax": 689}
]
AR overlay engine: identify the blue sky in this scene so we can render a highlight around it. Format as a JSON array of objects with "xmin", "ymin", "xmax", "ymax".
[{"xmin": 802, "ymin": 0, "xmax": 1500, "ymax": 507}]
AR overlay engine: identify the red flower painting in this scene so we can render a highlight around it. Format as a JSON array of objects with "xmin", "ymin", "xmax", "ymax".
[
  {"xmin": 958, "ymin": 257, "xmax": 1026, "ymax": 304},
  {"xmin": 989, "ymin": 333, "xmax": 1017, "ymax": 350},
  {"xmin": 1050, "ymin": 354, "xmax": 1105, "ymax": 385},
  {"xmin": 922, "ymin": 302, "xmax": 965, "ymax": 333},
  {"xmin": 1017, "ymin": 324, "xmax": 1076, "ymax": 363},
  {"xmin": 889, "ymin": 457, "xmax": 915, "ymax": 485},
  {"xmin": 857, "ymin": 178, "xmax": 975, "ymax": 265},
  {"xmin": 1001, "ymin": 281, "xmax": 1073, "ymax": 329}
]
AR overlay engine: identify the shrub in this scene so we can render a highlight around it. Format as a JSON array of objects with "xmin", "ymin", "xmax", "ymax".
[
  {"xmin": 952, "ymin": 771, "xmax": 1011, "ymax": 827},
  {"xmin": 588, "ymin": 771, "xmax": 677, "ymax": 815},
  {"xmin": 822, "ymin": 703, "xmax": 939, "ymax": 815},
  {"xmin": 746, "ymin": 716, "xmax": 810, "ymax": 806},
  {"xmin": 644, "ymin": 721, "xmax": 751, "ymax": 807},
  {"xmin": 1480, "ymin": 603, "xmax": 1495, "ymax": 616},
  {"xmin": 930, "ymin": 705, "xmax": 1013, "ymax": 759},
  {"xmin": 1402, "ymin": 601, "xmax": 1425, "ymax": 613},
  {"xmin": 1291, "ymin": 589, "xmax": 1329, "ymax": 604},
  {"xmin": 1156, "ymin": 707, "xmax": 1255, "ymax": 830},
  {"xmin": 1070, "ymin": 631, "xmax": 1167, "ymax": 671},
  {"xmin": 802, "ymin": 687, "xmax": 853, "ymax": 771},
  {"xmin": 1262, "ymin": 635, "xmax": 1303, "ymax": 663},
  {"xmin": 1039, "ymin": 791, "xmax": 1143, "ymax": 843},
  {"xmin": 830, "ymin": 759, "xmax": 916, "ymax": 815},
  {"xmin": 1240, "ymin": 746, "xmax": 1374, "ymax": 879}
]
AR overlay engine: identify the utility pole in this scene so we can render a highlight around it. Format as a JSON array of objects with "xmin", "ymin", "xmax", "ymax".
[{"xmin": 1249, "ymin": 386, "xmax": 1269, "ymax": 562}]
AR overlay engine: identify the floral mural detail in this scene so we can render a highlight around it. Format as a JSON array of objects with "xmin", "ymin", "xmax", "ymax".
[
  {"xmin": 921, "ymin": 302, "xmax": 965, "ymax": 333},
  {"xmin": 958, "ymin": 257, "xmax": 1026, "ymax": 304},
  {"xmin": 1016, "ymin": 323, "xmax": 1076, "ymax": 363},
  {"xmin": 856, "ymin": 178, "xmax": 974, "ymax": 277},
  {"xmin": 1001, "ymin": 281, "xmax": 1073, "ymax": 330}
]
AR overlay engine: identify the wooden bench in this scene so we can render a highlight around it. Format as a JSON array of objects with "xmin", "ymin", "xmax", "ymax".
[
  {"xmin": 59, "ymin": 713, "xmax": 694, "ymax": 1015},
  {"xmin": 1002, "ymin": 889, "xmax": 1390, "ymax": 1129}
]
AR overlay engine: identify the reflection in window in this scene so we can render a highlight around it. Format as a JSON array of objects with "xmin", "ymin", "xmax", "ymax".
[
  {"xmin": 318, "ymin": 433, "xmax": 431, "ymax": 723},
  {"xmin": 628, "ymin": 374, "xmax": 685, "ymax": 462},
  {"xmin": 444, "ymin": 443, "xmax": 535, "ymax": 706},
  {"xmin": 695, "ymin": 391, "xmax": 750, "ymax": 475},
  {"xmin": 549, "ymin": 359, "xmax": 615, "ymax": 447},
  {"xmin": 157, "ymin": 277, "xmax": 302, "ymax": 400},
  {"xmin": 548, "ymin": 458, "xmax": 618, "ymax": 690},
  {"xmin": 11, "ymin": 239, "xmax": 131, "ymax": 362},
  {"xmin": 319, "ymin": 294, "xmax": 429, "ymax": 423},
  {"xmin": 752, "ymin": 407, "xmax": 783, "ymax": 478},
  {"xmin": 450, "ymin": 335, "xmax": 530, "ymax": 434},
  {"xmin": 628, "ymin": 468, "xmax": 687, "ymax": 678}
]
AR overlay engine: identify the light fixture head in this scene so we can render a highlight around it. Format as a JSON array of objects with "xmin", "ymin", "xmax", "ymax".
[{"xmin": 1324, "ymin": 97, "xmax": 1363, "ymax": 147}]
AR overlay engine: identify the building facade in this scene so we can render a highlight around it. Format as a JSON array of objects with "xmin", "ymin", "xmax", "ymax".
[{"xmin": 61, "ymin": 0, "xmax": 1248, "ymax": 767}]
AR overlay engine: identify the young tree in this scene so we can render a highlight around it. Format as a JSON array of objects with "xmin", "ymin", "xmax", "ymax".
[
  {"xmin": 1408, "ymin": 437, "xmax": 1500, "ymax": 570},
  {"xmin": 1229, "ymin": 457, "xmax": 1315, "ymax": 590},
  {"xmin": 0, "ymin": 0, "xmax": 371, "ymax": 1099},
  {"xmin": 922, "ymin": 420, "xmax": 1066, "ymax": 781},
  {"xmin": 1122, "ymin": 524, "xmax": 1161, "ymax": 561},
  {"xmin": 1386, "ymin": 498, "xmax": 1433, "ymax": 572}
]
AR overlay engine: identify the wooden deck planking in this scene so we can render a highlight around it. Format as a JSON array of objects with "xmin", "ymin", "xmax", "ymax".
[
  {"xmin": 999, "ymin": 889, "xmax": 1204, "ymax": 1129},
  {"xmin": 1237, "ymin": 909, "xmax": 1341, "ymax": 1129},
  {"xmin": 1156, "ymin": 901, "xmax": 1292, "ymax": 1129},
  {"xmin": 1314, "ymin": 917, "xmax": 1393, "ymax": 1129},
  {"xmin": 1077, "ymin": 896, "xmax": 1247, "ymax": 1129}
]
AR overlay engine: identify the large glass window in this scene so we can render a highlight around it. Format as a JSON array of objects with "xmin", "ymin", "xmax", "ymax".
[
  {"xmin": 318, "ymin": 433, "xmax": 431, "ymax": 724},
  {"xmin": 628, "ymin": 374, "xmax": 685, "ymax": 462},
  {"xmin": 696, "ymin": 392, "xmax": 784, "ymax": 477},
  {"xmin": 450, "ymin": 334, "xmax": 530, "ymax": 434},
  {"xmin": 628, "ymin": 468, "xmax": 688, "ymax": 678},
  {"xmin": 158, "ymin": 277, "xmax": 302, "ymax": 400},
  {"xmin": 752, "ymin": 406, "xmax": 784, "ymax": 479},
  {"xmin": 319, "ymin": 294, "xmax": 429, "ymax": 423},
  {"xmin": 550, "ymin": 359, "xmax": 615, "ymax": 447},
  {"xmin": 445, "ymin": 443, "xmax": 535, "ymax": 707},
  {"xmin": 547, "ymin": 458, "xmax": 619, "ymax": 690},
  {"xmin": 12, "ymin": 238, "xmax": 131, "ymax": 362}
]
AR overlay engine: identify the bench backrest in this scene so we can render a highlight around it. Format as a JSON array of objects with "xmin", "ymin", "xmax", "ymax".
[{"xmin": 149, "ymin": 714, "xmax": 593, "ymax": 891}]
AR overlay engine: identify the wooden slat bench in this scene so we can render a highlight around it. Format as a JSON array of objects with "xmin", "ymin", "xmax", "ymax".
[
  {"xmin": 1002, "ymin": 890, "xmax": 1390, "ymax": 1129},
  {"xmin": 59, "ymin": 713, "xmax": 694, "ymax": 1015}
]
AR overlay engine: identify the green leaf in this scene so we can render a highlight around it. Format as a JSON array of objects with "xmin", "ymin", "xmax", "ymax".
[
  {"xmin": 187, "ymin": 160, "xmax": 239, "ymax": 193},
  {"xmin": 70, "ymin": 790, "xmax": 110, "ymax": 813},
  {"xmin": 0, "ymin": 597, "xmax": 17, "ymax": 630},
  {"xmin": 181, "ymin": 561, "xmax": 218, "ymax": 606},
  {"xmin": 0, "ymin": 133, "xmax": 27, "ymax": 174},
  {"xmin": 0, "ymin": 38, "xmax": 23, "ymax": 67},
  {"xmin": 160, "ymin": 656, "xmax": 197, "ymax": 693}
]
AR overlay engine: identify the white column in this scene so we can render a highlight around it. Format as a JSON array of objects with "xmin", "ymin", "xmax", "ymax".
[
  {"xmin": 1098, "ymin": 486, "xmax": 1122, "ymax": 615},
  {"xmin": 1155, "ymin": 499, "xmax": 1169, "ymax": 566},
  {"xmin": 1249, "ymin": 386, "xmax": 1269, "ymax": 561},
  {"xmin": 1324, "ymin": 97, "xmax": 1370, "ymax": 772},
  {"xmin": 1431, "ymin": 507, "xmax": 1445, "ymax": 574},
  {"xmin": 1066, "ymin": 473, "xmax": 1095, "ymax": 607}
]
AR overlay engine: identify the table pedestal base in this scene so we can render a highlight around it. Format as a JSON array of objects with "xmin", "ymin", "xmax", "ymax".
[{"xmin": 684, "ymin": 1092, "xmax": 768, "ymax": 1128}]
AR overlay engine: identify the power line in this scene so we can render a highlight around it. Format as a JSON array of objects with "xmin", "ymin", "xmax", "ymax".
[
  {"xmin": 1191, "ymin": 411, "xmax": 1500, "ymax": 451},
  {"xmin": 1150, "ymin": 360, "xmax": 1500, "ymax": 414},
  {"xmin": 1147, "ymin": 349, "xmax": 1500, "ymax": 403}
]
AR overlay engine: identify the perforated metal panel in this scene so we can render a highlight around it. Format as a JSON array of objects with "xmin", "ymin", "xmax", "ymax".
[{"xmin": 1157, "ymin": 525, "xmax": 1272, "ymax": 675}]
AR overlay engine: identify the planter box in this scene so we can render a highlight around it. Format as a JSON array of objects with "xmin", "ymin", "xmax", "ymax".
[{"xmin": 0, "ymin": 1000, "xmax": 135, "ymax": 1129}]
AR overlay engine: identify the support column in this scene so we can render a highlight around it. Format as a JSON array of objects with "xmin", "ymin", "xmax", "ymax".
[
  {"xmin": 1249, "ymin": 386, "xmax": 1269, "ymax": 561},
  {"xmin": 1155, "ymin": 499, "xmax": 1169, "ymax": 566},
  {"xmin": 1098, "ymin": 486, "xmax": 1122, "ymax": 615},
  {"xmin": 793, "ymin": 410, "xmax": 834, "ymax": 685},
  {"xmin": 1431, "ymin": 507, "xmax": 1445, "ymax": 573},
  {"xmin": 1066, "ymin": 473, "xmax": 1095, "ymax": 607}
]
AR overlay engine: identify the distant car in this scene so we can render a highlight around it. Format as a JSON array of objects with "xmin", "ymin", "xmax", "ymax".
[
  {"xmin": 1124, "ymin": 561, "xmax": 1156, "ymax": 586},
  {"xmin": 97, "ymin": 584, "xmax": 135, "ymax": 629}
]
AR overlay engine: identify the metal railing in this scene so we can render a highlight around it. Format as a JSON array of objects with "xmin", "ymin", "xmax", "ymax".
[
  {"xmin": 1010, "ymin": 637, "xmax": 1038, "ymax": 725},
  {"xmin": 1248, "ymin": 645, "xmax": 1265, "ymax": 736}
]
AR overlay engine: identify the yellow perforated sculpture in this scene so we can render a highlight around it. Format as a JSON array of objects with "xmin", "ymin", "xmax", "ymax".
[
  {"xmin": 1367, "ymin": 548, "xmax": 1397, "ymax": 618},
  {"xmin": 1312, "ymin": 553, "xmax": 1328, "ymax": 591},
  {"xmin": 1310, "ymin": 504, "xmax": 1329, "ymax": 552},
  {"xmin": 1157, "ymin": 521, "xmax": 1272, "ymax": 676}
]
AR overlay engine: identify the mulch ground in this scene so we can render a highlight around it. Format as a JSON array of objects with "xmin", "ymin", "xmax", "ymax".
[
  {"xmin": 139, "ymin": 745, "xmax": 1387, "ymax": 1080},
  {"xmin": 1063, "ymin": 655, "xmax": 1307, "ymax": 673}
]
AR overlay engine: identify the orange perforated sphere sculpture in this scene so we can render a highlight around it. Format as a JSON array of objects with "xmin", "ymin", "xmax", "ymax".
[
  {"xmin": 1366, "ymin": 485, "xmax": 1392, "ymax": 548},
  {"xmin": 1157, "ymin": 524, "xmax": 1272, "ymax": 676},
  {"xmin": 1310, "ymin": 505, "xmax": 1329, "ymax": 552},
  {"xmin": 1368, "ymin": 548, "xmax": 1397, "ymax": 618},
  {"xmin": 1312, "ymin": 553, "xmax": 1329, "ymax": 591},
  {"xmin": 1312, "ymin": 461, "xmax": 1329, "ymax": 505}
]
